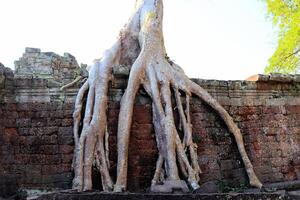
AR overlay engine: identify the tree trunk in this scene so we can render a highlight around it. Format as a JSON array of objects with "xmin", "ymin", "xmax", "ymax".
[{"xmin": 71, "ymin": 0, "xmax": 263, "ymax": 192}]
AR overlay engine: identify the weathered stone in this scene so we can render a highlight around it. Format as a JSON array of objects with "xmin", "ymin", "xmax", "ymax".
[
  {"xmin": 194, "ymin": 181, "xmax": 220, "ymax": 193},
  {"xmin": 14, "ymin": 48, "xmax": 84, "ymax": 83},
  {"xmin": 269, "ymin": 73, "xmax": 293, "ymax": 83},
  {"xmin": 25, "ymin": 47, "xmax": 41, "ymax": 53},
  {"xmin": 151, "ymin": 180, "xmax": 189, "ymax": 193},
  {"xmin": 113, "ymin": 65, "xmax": 130, "ymax": 77},
  {"xmin": 16, "ymin": 118, "xmax": 31, "ymax": 127},
  {"xmin": 2, "ymin": 51, "xmax": 300, "ymax": 197}
]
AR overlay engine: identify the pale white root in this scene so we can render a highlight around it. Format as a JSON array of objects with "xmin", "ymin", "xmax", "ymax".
[
  {"xmin": 60, "ymin": 76, "xmax": 86, "ymax": 91},
  {"xmin": 71, "ymin": 1, "xmax": 142, "ymax": 191},
  {"xmin": 72, "ymin": 0, "xmax": 262, "ymax": 193}
]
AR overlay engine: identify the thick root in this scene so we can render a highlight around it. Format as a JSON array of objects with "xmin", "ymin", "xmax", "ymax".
[
  {"xmin": 73, "ymin": 40, "xmax": 122, "ymax": 192},
  {"xmin": 114, "ymin": 54, "xmax": 146, "ymax": 192},
  {"xmin": 73, "ymin": 81, "xmax": 89, "ymax": 149},
  {"xmin": 188, "ymin": 79, "xmax": 263, "ymax": 188},
  {"xmin": 60, "ymin": 76, "xmax": 86, "ymax": 91},
  {"xmin": 72, "ymin": 0, "xmax": 262, "ymax": 193},
  {"xmin": 115, "ymin": 0, "xmax": 262, "ymax": 192}
]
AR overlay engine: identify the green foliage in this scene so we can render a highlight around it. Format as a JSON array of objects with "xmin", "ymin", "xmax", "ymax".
[{"xmin": 263, "ymin": 0, "xmax": 300, "ymax": 73}]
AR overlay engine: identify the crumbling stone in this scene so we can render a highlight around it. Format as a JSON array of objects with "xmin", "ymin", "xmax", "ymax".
[
  {"xmin": 247, "ymin": 73, "xmax": 300, "ymax": 83},
  {"xmin": 14, "ymin": 47, "xmax": 86, "ymax": 86}
]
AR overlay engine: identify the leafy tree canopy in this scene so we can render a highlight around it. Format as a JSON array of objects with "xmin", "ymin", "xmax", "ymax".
[{"xmin": 264, "ymin": 0, "xmax": 300, "ymax": 73}]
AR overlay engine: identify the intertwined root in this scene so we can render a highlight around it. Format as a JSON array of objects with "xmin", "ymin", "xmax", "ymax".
[
  {"xmin": 72, "ymin": 58, "xmax": 262, "ymax": 192},
  {"xmin": 144, "ymin": 63, "xmax": 202, "ymax": 191},
  {"xmin": 72, "ymin": 42, "xmax": 122, "ymax": 192},
  {"xmin": 71, "ymin": 0, "xmax": 262, "ymax": 193},
  {"xmin": 72, "ymin": 63, "xmax": 113, "ymax": 191},
  {"xmin": 114, "ymin": 54, "xmax": 262, "ymax": 192}
]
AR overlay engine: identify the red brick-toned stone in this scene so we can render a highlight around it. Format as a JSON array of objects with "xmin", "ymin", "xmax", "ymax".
[
  {"xmin": 59, "ymin": 145, "xmax": 73, "ymax": 154},
  {"xmin": 3, "ymin": 128, "xmax": 18, "ymax": 144},
  {"xmin": 286, "ymin": 105, "xmax": 300, "ymax": 114},
  {"xmin": 1, "ymin": 77, "xmax": 300, "ymax": 194},
  {"xmin": 132, "ymin": 105, "xmax": 152, "ymax": 124},
  {"xmin": 41, "ymin": 164, "xmax": 71, "ymax": 175},
  {"xmin": 61, "ymin": 119, "xmax": 73, "ymax": 127},
  {"xmin": 61, "ymin": 154, "xmax": 73, "ymax": 164},
  {"xmin": 39, "ymin": 145, "xmax": 59, "ymax": 155}
]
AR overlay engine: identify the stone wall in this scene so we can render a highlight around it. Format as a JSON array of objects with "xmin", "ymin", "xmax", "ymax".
[{"xmin": 0, "ymin": 50, "xmax": 299, "ymax": 196}]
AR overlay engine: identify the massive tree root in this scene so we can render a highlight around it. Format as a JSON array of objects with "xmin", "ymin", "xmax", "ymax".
[{"xmin": 72, "ymin": 0, "xmax": 262, "ymax": 192}]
